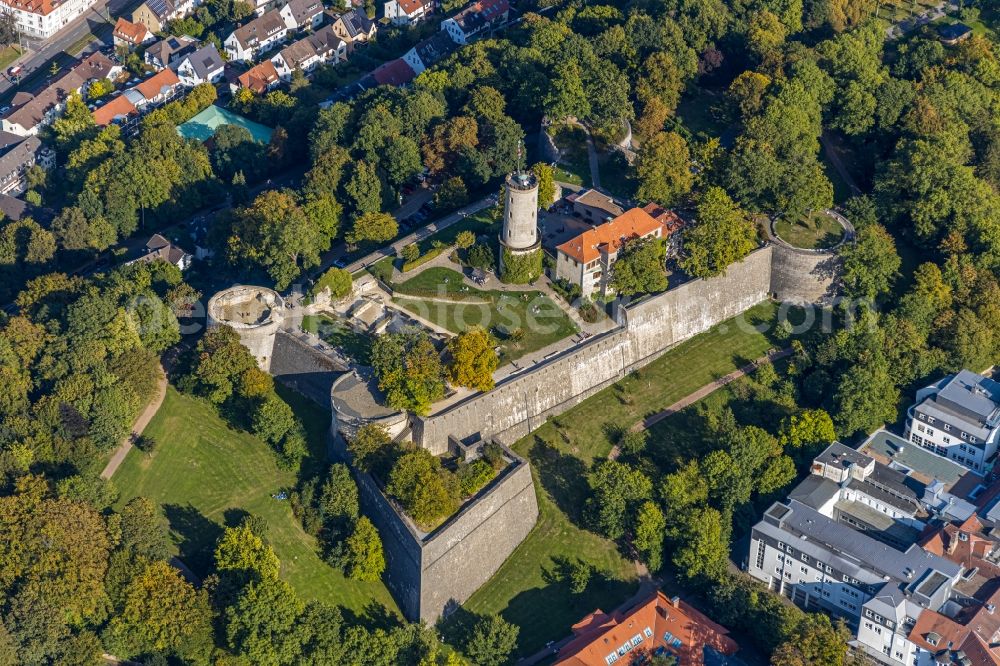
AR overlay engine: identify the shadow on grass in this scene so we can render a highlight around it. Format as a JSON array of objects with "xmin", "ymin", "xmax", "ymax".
[
  {"xmin": 164, "ymin": 503, "xmax": 223, "ymax": 577},
  {"xmin": 526, "ymin": 436, "xmax": 590, "ymax": 527}
]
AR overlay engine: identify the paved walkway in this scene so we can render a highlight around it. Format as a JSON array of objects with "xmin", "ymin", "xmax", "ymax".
[
  {"xmin": 100, "ymin": 364, "xmax": 167, "ymax": 479},
  {"xmin": 626, "ymin": 347, "xmax": 793, "ymax": 435}
]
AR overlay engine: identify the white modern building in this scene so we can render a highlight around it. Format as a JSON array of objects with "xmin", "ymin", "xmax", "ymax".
[
  {"xmin": 176, "ymin": 43, "xmax": 225, "ymax": 86},
  {"xmin": 904, "ymin": 370, "xmax": 1000, "ymax": 474},
  {"xmin": 440, "ymin": 0, "xmax": 507, "ymax": 45},
  {"xmin": 279, "ymin": 0, "xmax": 323, "ymax": 31},
  {"xmin": 383, "ymin": 0, "xmax": 433, "ymax": 26},
  {"xmin": 270, "ymin": 24, "xmax": 345, "ymax": 80},
  {"xmin": 0, "ymin": 0, "xmax": 98, "ymax": 40}
]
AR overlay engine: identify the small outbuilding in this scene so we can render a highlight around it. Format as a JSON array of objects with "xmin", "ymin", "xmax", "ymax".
[{"xmin": 938, "ymin": 22, "xmax": 972, "ymax": 46}]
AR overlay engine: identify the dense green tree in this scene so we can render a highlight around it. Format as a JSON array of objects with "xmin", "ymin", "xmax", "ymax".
[
  {"xmin": 670, "ymin": 506, "xmax": 728, "ymax": 581},
  {"xmin": 544, "ymin": 60, "xmax": 591, "ymax": 121},
  {"xmin": 370, "ymin": 329, "xmax": 446, "ymax": 415},
  {"xmin": 215, "ymin": 524, "xmax": 280, "ymax": 583},
  {"xmin": 680, "ymin": 187, "xmax": 757, "ymax": 279},
  {"xmin": 465, "ymin": 615, "xmax": 519, "ymax": 666},
  {"xmin": 386, "ymin": 449, "xmax": 459, "ymax": 528},
  {"xmin": 771, "ymin": 614, "xmax": 851, "ymax": 666},
  {"xmin": 610, "ymin": 236, "xmax": 667, "ymax": 297},
  {"xmin": 105, "ymin": 561, "xmax": 214, "ymax": 664},
  {"xmin": 348, "ymin": 423, "xmax": 392, "ymax": 472},
  {"xmin": 225, "ymin": 578, "xmax": 306, "ymax": 666},
  {"xmin": 343, "ymin": 516, "xmax": 385, "ymax": 582},
  {"xmin": 634, "ymin": 131, "xmax": 693, "ymax": 205},
  {"xmin": 839, "ymin": 224, "xmax": 900, "ymax": 302},
  {"xmin": 345, "ymin": 160, "xmax": 382, "ymax": 214},
  {"xmin": 633, "ymin": 500, "xmax": 666, "ymax": 571},
  {"xmin": 347, "ymin": 211, "xmax": 398, "ymax": 245},
  {"xmin": 117, "ymin": 496, "xmax": 170, "ymax": 561},
  {"xmin": 446, "ymin": 327, "xmax": 499, "ymax": 392},
  {"xmin": 585, "ymin": 460, "xmax": 652, "ymax": 540}
]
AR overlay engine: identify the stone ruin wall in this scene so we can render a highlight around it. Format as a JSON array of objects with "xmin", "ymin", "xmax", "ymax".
[{"xmin": 411, "ymin": 246, "xmax": 775, "ymax": 453}]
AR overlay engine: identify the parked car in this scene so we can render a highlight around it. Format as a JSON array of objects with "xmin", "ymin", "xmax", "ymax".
[{"xmin": 333, "ymin": 258, "xmax": 347, "ymax": 268}]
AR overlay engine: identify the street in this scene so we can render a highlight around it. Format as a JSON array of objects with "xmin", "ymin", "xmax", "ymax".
[{"xmin": 0, "ymin": 0, "xmax": 140, "ymax": 105}]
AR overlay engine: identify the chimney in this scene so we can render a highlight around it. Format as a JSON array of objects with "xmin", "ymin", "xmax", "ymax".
[{"xmin": 670, "ymin": 596, "xmax": 680, "ymax": 608}]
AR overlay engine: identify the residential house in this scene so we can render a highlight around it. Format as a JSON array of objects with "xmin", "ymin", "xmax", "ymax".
[
  {"xmin": 362, "ymin": 57, "xmax": 415, "ymax": 87},
  {"xmin": 383, "ymin": 0, "xmax": 433, "ymax": 26},
  {"xmin": 134, "ymin": 67, "xmax": 182, "ymax": 105},
  {"xmin": 234, "ymin": 59, "xmax": 281, "ymax": 93},
  {"xmin": 331, "ymin": 8, "xmax": 375, "ymax": 50},
  {"xmin": 132, "ymin": 0, "xmax": 196, "ymax": 32},
  {"xmin": 144, "ymin": 35, "xmax": 198, "ymax": 69},
  {"xmin": 440, "ymin": 0, "xmax": 507, "ymax": 45},
  {"xmin": 904, "ymin": 370, "xmax": 1000, "ymax": 474},
  {"xmin": 566, "ymin": 188, "xmax": 623, "ymax": 222},
  {"xmin": 176, "ymin": 43, "xmax": 225, "ymax": 86},
  {"xmin": 0, "ymin": 0, "xmax": 99, "ymax": 40},
  {"xmin": 938, "ymin": 22, "xmax": 972, "ymax": 46},
  {"xmin": 401, "ymin": 31, "xmax": 454, "ymax": 75},
  {"xmin": 279, "ymin": 0, "xmax": 323, "ymax": 31},
  {"xmin": 2, "ymin": 52, "xmax": 119, "ymax": 136},
  {"xmin": 0, "ymin": 134, "xmax": 53, "ymax": 195},
  {"xmin": 553, "ymin": 590, "xmax": 739, "ymax": 666},
  {"xmin": 128, "ymin": 233, "xmax": 193, "ymax": 271},
  {"xmin": 554, "ymin": 206, "xmax": 669, "ymax": 298},
  {"xmin": 92, "ymin": 94, "xmax": 139, "ymax": 127},
  {"xmin": 270, "ymin": 25, "xmax": 345, "ymax": 80},
  {"xmin": 224, "ymin": 9, "xmax": 288, "ymax": 62},
  {"xmin": 113, "ymin": 17, "xmax": 154, "ymax": 49}
]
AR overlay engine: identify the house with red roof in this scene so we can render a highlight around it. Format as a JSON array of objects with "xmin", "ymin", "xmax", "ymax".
[
  {"xmin": 383, "ymin": 0, "xmax": 434, "ymax": 26},
  {"xmin": 555, "ymin": 206, "xmax": 671, "ymax": 298},
  {"xmin": 554, "ymin": 590, "xmax": 739, "ymax": 666},
  {"xmin": 113, "ymin": 17, "xmax": 154, "ymax": 49}
]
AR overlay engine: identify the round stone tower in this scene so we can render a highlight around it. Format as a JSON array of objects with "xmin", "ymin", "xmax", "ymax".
[
  {"xmin": 206, "ymin": 285, "xmax": 284, "ymax": 372},
  {"xmin": 498, "ymin": 171, "xmax": 542, "ymax": 283}
]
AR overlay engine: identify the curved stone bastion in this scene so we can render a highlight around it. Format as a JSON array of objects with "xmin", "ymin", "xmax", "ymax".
[
  {"xmin": 207, "ymin": 285, "xmax": 284, "ymax": 371},
  {"xmin": 330, "ymin": 368, "xmax": 408, "ymax": 441},
  {"xmin": 766, "ymin": 209, "xmax": 853, "ymax": 305}
]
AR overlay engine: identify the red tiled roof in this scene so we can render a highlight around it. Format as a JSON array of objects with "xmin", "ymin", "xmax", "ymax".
[
  {"xmin": 93, "ymin": 95, "xmax": 137, "ymax": 126},
  {"xmin": 135, "ymin": 68, "xmax": 180, "ymax": 100},
  {"xmin": 396, "ymin": 0, "xmax": 430, "ymax": 14},
  {"xmin": 642, "ymin": 202, "xmax": 684, "ymax": 232},
  {"xmin": 908, "ymin": 586, "xmax": 1000, "ymax": 664},
  {"xmin": 371, "ymin": 58, "xmax": 415, "ymax": 86},
  {"xmin": 554, "ymin": 591, "xmax": 738, "ymax": 666},
  {"xmin": 0, "ymin": 0, "xmax": 55, "ymax": 17},
  {"xmin": 114, "ymin": 17, "xmax": 150, "ymax": 45},
  {"xmin": 237, "ymin": 60, "xmax": 279, "ymax": 94},
  {"xmin": 557, "ymin": 207, "xmax": 668, "ymax": 264}
]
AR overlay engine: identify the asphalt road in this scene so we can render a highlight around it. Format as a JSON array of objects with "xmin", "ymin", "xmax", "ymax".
[{"xmin": 0, "ymin": 0, "xmax": 140, "ymax": 105}]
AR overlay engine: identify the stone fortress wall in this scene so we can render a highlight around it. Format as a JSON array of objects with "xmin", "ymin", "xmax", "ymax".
[
  {"xmin": 412, "ymin": 246, "xmax": 776, "ymax": 453},
  {"xmin": 333, "ymin": 435, "xmax": 538, "ymax": 623},
  {"xmin": 766, "ymin": 209, "xmax": 854, "ymax": 305}
]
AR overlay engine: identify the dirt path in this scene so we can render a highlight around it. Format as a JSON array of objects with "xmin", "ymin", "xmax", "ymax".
[
  {"xmin": 630, "ymin": 347, "xmax": 793, "ymax": 434},
  {"xmin": 820, "ymin": 132, "xmax": 862, "ymax": 196},
  {"xmin": 100, "ymin": 364, "xmax": 167, "ymax": 480}
]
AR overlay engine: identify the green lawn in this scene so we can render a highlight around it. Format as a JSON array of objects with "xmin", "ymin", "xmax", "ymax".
[
  {"xmin": 392, "ymin": 268, "xmax": 579, "ymax": 364},
  {"xmin": 774, "ymin": 212, "xmax": 845, "ymax": 250},
  {"xmin": 113, "ymin": 387, "xmax": 397, "ymax": 615},
  {"xmin": 461, "ymin": 301, "xmax": 792, "ymax": 655},
  {"xmin": 302, "ymin": 314, "xmax": 373, "ymax": 364},
  {"xmin": 0, "ymin": 45, "xmax": 21, "ymax": 71}
]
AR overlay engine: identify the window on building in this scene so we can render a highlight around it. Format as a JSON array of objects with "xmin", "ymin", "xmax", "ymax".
[
  {"xmin": 962, "ymin": 432, "xmax": 968, "ymax": 440},
  {"xmin": 928, "ymin": 417, "xmax": 935, "ymax": 424},
  {"xmin": 643, "ymin": 628, "xmax": 652, "ymax": 639},
  {"xmin": 944, "ymin": 424, "xmax": 951, "ymax": 432}
]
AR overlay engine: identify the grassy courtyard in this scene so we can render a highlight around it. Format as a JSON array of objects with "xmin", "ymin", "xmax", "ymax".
[
  {"xmin": 392, "ymin": 268, "xmax": 579, "ymax": 364},
  {"xmin": 113, "ymin": 386, "xmax": 397, "ymax": 615},
  {"xmin": 462, "ymin": 300, "xmax": 791, "ymax": 656},
  {"xmin": 774, "ymin": 212, "xmax": 845, "ymax": 250},
  {"xmin": 302, "ymin": 314, "xmax": 373, "ymax": 364}
]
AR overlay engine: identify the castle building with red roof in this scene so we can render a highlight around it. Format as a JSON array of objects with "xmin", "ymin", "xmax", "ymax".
[{"xmin": 553, "ymin": 590, "xmax": 739, "ymax": 666}]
